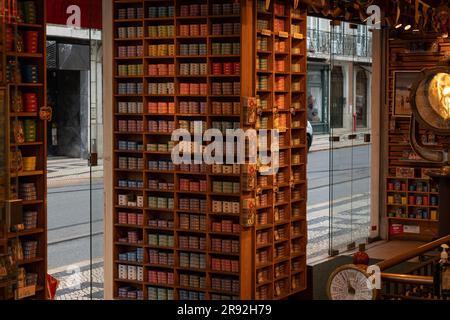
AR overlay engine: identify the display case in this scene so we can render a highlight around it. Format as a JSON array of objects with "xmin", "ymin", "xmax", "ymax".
[
  {"xmin": 0, "ymin": 0, "xmax": 47, "ymax": 300},
  {"xmin": 112, "ymin": 0, "xmax": 307, "ymax": 300}
]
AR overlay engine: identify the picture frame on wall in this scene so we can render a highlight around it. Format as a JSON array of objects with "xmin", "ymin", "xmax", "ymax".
[{"xmin": 393, "ymin": 71, "xmax": 420, "ymax": 117}]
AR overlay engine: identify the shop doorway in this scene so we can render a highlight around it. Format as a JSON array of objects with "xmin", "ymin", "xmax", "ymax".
[
  {"xmin": 45, "ymin": 29, "xmax": 104, "ymax": 299},
  {"xmin": 329, "ymin": 23, "xmax": 372, "ymax": 256},
  {"xmin": 306, "ymin": 19, "xmax": 373, "ymax": 261}
]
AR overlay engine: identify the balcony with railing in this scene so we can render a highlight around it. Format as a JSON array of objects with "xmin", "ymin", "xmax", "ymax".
[{"xmin": 307, "ymin": 29, "xmax": 372, "ymax": 61}]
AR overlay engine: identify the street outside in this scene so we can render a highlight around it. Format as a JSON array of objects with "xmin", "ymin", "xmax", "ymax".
[{"xmin": 47, "ymin": 137, "xmax": 371, "ymax": 299}]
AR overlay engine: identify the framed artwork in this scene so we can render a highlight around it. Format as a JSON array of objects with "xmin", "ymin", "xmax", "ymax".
[{"xmin": 393, "ymin": 71, "xmax": 420, "ymax": 117}]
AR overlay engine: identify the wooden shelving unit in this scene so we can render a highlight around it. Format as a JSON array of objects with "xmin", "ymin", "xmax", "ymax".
[
  {"xmin": 112, "ymin": 0, "xmax": 307, "ymax": 300},
  {"xmin": 0, "ymin": 0, "xmax": 47, "ymax": 300},
  {"xmin": 386, "ymin": 35, "xmax": 450, "ymax": 241}
]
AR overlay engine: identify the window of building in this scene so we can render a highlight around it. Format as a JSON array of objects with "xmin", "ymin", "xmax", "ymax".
[{"xmin": 356, "ymin": 70, "xmax": 368, "ymax": 128}]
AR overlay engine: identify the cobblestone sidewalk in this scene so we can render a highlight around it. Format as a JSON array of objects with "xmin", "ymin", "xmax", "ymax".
[
  {"xmin": 50, "ymin": 260, "xmax": 104, "ymax": 300},
  {"xmin": 47, "ymin": 156, "xmax": 104, "ymax": 188}
]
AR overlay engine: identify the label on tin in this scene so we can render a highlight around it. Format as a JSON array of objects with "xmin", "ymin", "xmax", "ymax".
[
  {"xmin": 261, "ymin": 29, "xmax": 272, "ymax": 37},
  {"xmin": 404, "ymin": 225, "xmax": 420, "ymax": 234},
  {"xmin": 292, "ymin": 32, "xmax": 304, "ymax": 39},
  {"xmin": 278, "ymin": 31, "xmax": 289, "ymax": 38}
]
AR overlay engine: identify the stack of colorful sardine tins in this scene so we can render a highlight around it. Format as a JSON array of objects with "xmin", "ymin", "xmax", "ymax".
[
  {"xmin": 20, "ymin": 183, "xmax": 37, "ymax": 201},
  {"xmin": 22, "ymin": 65, "xmax": 38, "ymax": 83},
  {"xmin": 24, "ymin": 119, "xmax": 37, "ymax": 142},
  {"xmin": 22, "ymin": 1, "xmax": 37, "ymax": 24}
]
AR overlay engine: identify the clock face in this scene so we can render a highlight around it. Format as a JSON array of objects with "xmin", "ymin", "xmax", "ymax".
[{"xmin": 327, "ymin": 265, "xmax": 375, "ymax": 300}]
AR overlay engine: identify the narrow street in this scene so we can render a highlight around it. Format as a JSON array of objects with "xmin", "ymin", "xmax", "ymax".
[{"xmin": 47, "ymin": 145, "xmax": 371, "ymax": 268}]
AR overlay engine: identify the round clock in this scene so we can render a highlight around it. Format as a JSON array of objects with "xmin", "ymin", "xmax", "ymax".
[{"xmin": 327, "ymin": 264, "xmax": 377, "ymax": 300}]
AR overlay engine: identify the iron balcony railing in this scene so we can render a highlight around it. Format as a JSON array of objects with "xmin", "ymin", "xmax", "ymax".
[{"xmin": 307, "ymin": 29, "xmax": 373, "ymax": 58}]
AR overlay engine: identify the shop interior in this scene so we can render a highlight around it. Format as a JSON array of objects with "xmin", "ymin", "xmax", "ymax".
[{"xmin": 1, "ymin": 0, "xmax": 450, "ymax": 300}]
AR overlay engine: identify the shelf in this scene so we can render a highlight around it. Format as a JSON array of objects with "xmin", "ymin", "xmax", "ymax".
[
  {"xmin": 145, "ymin": 208, "xmax": 175, "ymax": 213},
  {"xmin": 115, "ymin": 223, "xmax": 144, "ymax": 228},
  {"xmin": 408, "ymin": 205, "xmax": 439, "ymax": 208},
  {"xmin": 114, "ymin": 278, "xmax": 143, "ymax": 285},
  {"xmin": 209, "ymin": 74, "xmax": 240, "ymax": 78},
  {"xmin": 7, "ymin": 228, "xmax": 45, "ymax": 239},
  {"xmin": 208, "ymin": 173, "xmax": 240, "ymax": 177},
  {"xmin": 9, "ymin": 83, "xmax": 43, "ymax": 87},
  {"xmin": 209, "ymin": 192, "xmax": 240, "ymax": 197},
  {"xmin": 209, "ymin": 35, "xmax": 240, "ymax": 39},
  {"xmin": 146, "ymin": 282, "xmax": 175, "ymax": 289},
  {"xmin": 115, "ymin": 242, "xmax": 145, "ymax": 247},
  {"xmin": 208, "ymin": 288, "xmax": 239, "ymax": 296},
  {"xmin": 256, "ymin": 279, "xmax": 273, "ymax": 287},
  {"xmin": 114, "ymin": 38, "xmax": 144, "ymax": 41},
  {"xmin": 175, "ymin": 247, "xmax": 205, "ymax": 254},
  {"xmin": 114, "ymin": 168, "xmax": 145, "ymax": 173},
  {"xmin": 208, "ymin": 55, "xmax": 240, "ymax": 58},
  {"xmin": 144, "ymin": 56, "xmax": 175, "ymax": 59},
  {"xmin": 175, "ymin": 16, "xmax": 208, "ymax": 20},
  {"xmin": 145, "ymin": 263, "xmax": 174, "ymax": 269},
  {"xmin": 115, "ymin": 260, "xmax": 144, "ymax": 266},
  {"xmin": 7, "ymin": 52, "xmax": 43, "ymax": 58},
  {"xmin": 17, "ymin": 257, "xmax": 44, "ymax": 265},
  {"xmin": 147, "ymin": 244, "xmax": 175, "ymax": 250},
  {"xmin": 176, "ymin": 36, "xmax": 207, "ymax": 40},
  {"xmin": 176, "ymin": 266, "xmax": 207, "ymax": 273},
  {"xmin": 177, "ymin": 190, "xmax": 208, "ymax": 195},
  {"xmin": 115, "ymin": 75, "xmax": 144, "ymax": 79},
  {"xmin": 146, "ymin": 188, "xmax": 175, "ymax": 193},
  {"xmin": 115, "ymin": 56, "xmax": 144, "ymax": 60},
  {"xmin": 115, "ymin": 19, "xmax": 144, "ymax": 23},
  {"xmin": 11, "ymin": 170, "xmax": 44, "ymax": 177},
  {"xmin": 145, "ymin": 225, "xmax": 175, "ymax": 232},
  {"xmin": 145, "ymin": 132, "xmax": 173, "ymax": 136},
  {"xmin": 209, "ymin": 270, "xmax": 239, "ymax": 276},
  {"xmin": 176, "ymin": 229, "xmax": 206, "ymax": 235},
  {"xmin": 256, "ymin": 243, "xmax": 272, "ymax": 250},
  {"xmin": 387, "ymin": 217, "xmax": 439, "ymax": 222},
  {"xmin": 16, "ymin": 22, "xmax": 44, "ymax": 28},
  {"xmin": 209, "ymin": 231, "xmax": 240, "ymax": 237},
  {"xmin": 176, "ymin": 55, "xmax": 207, "ymax": 59},
  {"xmin": 144, "ymin": 18, "xmax": 175, "ymax": 22},
  {"xmin": 115, "ymin": 205, "xmax": 144, "ymax": 210},
  {"xmin": 114, "ymin": 149, "xmax": 143, "ymax": 154},
  {"xmin": 209, "ymin": 15, "xmax": 241, "ymax": 19},
  {"xmin": 10, "ymin": 112, "xmax": 38, "ymax": 117},
  {"xmin": 256, "ymin": 261, "xmax": 273, "ymax": 269},
  {"xmin": 22, "ymin": 200, "xmax": 43, "ymax": 205},
  {"xmin": 209, "ymin": 251, "xmax": 240, "ymax": 257}
]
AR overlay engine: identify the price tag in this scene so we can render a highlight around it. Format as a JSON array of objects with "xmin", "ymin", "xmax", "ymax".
[
  {"xmin": 261, "ymin": 29, "xmax": 272, "ymax": 37},
  {"xmin": 278, "ymin": 31, "xmax": 289, "ymax": 38},
  {"xmin": 292, "ymin": 32, "xmax": 304, "ymax": 39}
]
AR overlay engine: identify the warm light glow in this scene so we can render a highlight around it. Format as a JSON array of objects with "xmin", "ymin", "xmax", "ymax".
[
  {"xmin": 428, "ymin": 73, "xmax": 450, "ymax": 120},
  {"xmin": 395, "ymin": 23, "xmax": 402, "ymax": 29},
  {"xmin": 443, "ymin": 86, "xmax": 450, "ymax": 96},
  {"xmin": 404, "ymin": 24, "xmax": 411, "ymax": 31}
]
